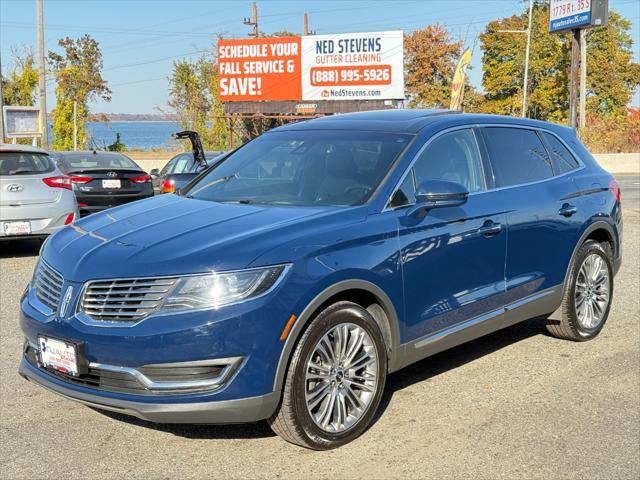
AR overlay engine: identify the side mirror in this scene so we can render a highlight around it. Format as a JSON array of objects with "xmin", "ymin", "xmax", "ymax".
[
  {"xmin": 150, "ymin": 168, "xmax": 160, "ymax": 177},
  {"xmin": 407, "ymin": 179, "xmax": 468, "ymax": 218}
]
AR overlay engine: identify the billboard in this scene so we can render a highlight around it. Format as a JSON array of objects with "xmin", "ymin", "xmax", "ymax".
[
  {"xmin": 549, "ymin": 0, "xmax": 609, "ymax": 33},
  {"xmin": 218, "ymin": 31, "xmax": 404, "ymax": 102}
]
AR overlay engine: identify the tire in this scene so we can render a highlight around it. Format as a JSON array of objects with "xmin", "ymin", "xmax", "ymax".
[
  {"xmin": 268, "ymin": 301, "xmax": 388, "ymax": 450},
  {"xmin": 545, "ymin": 240, "xmax": 614, "ymax": 341}
]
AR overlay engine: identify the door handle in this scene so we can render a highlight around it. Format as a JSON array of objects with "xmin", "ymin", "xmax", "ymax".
[
  {"xmin": 558, "ymin": 203, "xmax": 577, "ymax": 217},
  {"xmin": 478, "ymin": 221, "xmax": 502, "ymax": 237}
]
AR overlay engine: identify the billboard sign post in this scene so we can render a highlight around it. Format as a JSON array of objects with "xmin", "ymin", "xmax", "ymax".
[
  {"xmin": 549, "ymin": 0, "xmax": 608, "ymax": 128},
  {"xmin": 218, "ymin": 30, "xmax": 404, "ymax": 103}
]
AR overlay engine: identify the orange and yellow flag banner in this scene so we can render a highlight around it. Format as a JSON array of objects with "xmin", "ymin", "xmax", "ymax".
[{"xmin": 450, "ymin": 48, "xmax": 472, "ymax": 111}]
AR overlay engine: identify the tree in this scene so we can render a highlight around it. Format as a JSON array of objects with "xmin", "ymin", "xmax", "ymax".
[
  {"xmin": 107, "ymin": 132, "xmax": 125, "ymax": 152},
  {"xmin": 48, "ymin": 35, "xmax": 111, "ymax": 150},
  {"xmin": 479, "ymin": 2, "xmax": 639, "ymax": 122},
  {"xmin": 1, "ymin": 46, "xmax": 38, "ymax": 106},
  {"xmin": 167, "ymin": 54, "xmax": 229, "ymax": 150},
  {"xmin": 404, "ymin": 25, "xmax": 462, "ymax": 108}
]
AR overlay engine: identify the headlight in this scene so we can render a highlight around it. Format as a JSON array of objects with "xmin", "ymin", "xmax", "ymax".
[{"xmin": 159, "ymin": 265, "xmax": 289, "ymax": 312}]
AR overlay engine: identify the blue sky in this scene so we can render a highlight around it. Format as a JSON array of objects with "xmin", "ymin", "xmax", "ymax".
[{"xmin": 1, "ymin": 0, "xmax": 638, "ymax": 113}]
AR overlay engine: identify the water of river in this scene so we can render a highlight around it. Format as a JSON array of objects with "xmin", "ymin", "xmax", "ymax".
[{"xmin": 47, "ymin": 121, "xmax": 182, "ymax": 150}]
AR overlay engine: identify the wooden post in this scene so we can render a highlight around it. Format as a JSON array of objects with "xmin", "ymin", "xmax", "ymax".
[
  {"xmin": 37, "ymin": 0, "xmax": 48, "ymax": 148},
  {"xmin": 579, "ymin": 28, "xmax": 587, "ymax": 128},
  {"xmin": 569, "ymin": 29, "xmax": 580, "ymax": 128}
]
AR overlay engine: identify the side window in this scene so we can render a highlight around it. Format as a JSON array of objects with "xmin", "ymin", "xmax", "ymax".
[
  {"xmin": 389, "ymin": 171, "xmax": 415, "ymax": 208},
  {"xmin": 483, "ymin": 127, "xmax": 553, "ymax": 187},
  {"xmin": 161, "ymin": 157, "xmax": 178, "ymax": 175},
  {"xmin": 541, "ymin": 131, "xmax": 580, "ymax": 174},
  {"xmin": 413, "ymin": 129, "xmax": 485, "ymax": 193},
  {"xmin": 172, "ymin": 154, "xmax": 194, "ymax": 174}
]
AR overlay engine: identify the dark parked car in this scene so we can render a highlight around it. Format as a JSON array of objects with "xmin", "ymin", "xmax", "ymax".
[
  {"xmin": 151, "ymin": 150, "xmax": 226, "ymax": 194},
  {"xmin": 20, "ymin": 111, "xmax": 622, "ymax": 450},
  {"xmin": 151, "ymin": 131, "xmax": 226, "ymax": 194},
  {"xmin": 54, "ymin": 151, "xmax": 153, "ymax": 216}
]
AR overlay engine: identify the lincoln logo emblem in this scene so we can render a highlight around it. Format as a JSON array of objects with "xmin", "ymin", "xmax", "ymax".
[{"xmin": 59, "ymin": 286, "xmax": 73, "ymax": 317}]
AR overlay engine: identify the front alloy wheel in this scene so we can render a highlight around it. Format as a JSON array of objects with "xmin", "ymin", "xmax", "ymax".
[
  {"xmin": 269, "ymin": 301, "xmax": 387, "ymax": 449},
  {"xmin": 305, "ymin": 322, "xmax": 379, "ymax": 433}
]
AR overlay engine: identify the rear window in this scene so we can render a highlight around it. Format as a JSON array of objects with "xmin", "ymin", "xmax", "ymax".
[
  {"xmin": 0, "ymin": 152, "xmax": 54, "ymax": 176},
  {"xmin": 541, "ymin": 132, "xmax": 580, "ymax": 174},
  {"xmin": 59, "ymin": 153, "xmax": 138, "ymax": 171},
  {"xmin": 483, "ymin": 128, "xmax": 554, "ymax": 187}
]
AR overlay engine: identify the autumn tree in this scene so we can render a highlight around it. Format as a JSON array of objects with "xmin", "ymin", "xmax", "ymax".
[
  {"xmin": 167, "ymin": 54, "xmax": 229, "ymax": 150},
  {"xmin": 1, "ymin": 46, "xmax": 39, "ymax": 107},
  {"xmin": 479, "ymin": 1, "xmax": 639, "ymax": 122},
  {"xmin": 48, "ymin": 35, "xmax": 111, "ymax": 150},
  {"xmin": 404, "ymin": 25, "xmax": 462, "ymax": 108}
]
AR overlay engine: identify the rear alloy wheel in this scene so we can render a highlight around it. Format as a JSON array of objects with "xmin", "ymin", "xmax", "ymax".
[
  {"xmin": 546, "ymin": 240, "xmax": 614, "ymax": 341},
  {"xmin": 269, "ymin": 301, "xmax": 387, "ymax": 449}
]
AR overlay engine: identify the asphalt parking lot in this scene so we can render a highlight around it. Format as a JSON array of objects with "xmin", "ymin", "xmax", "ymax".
[{"xmin": 1, "ymin": 175, "xmax": 638, "ymax": 480}]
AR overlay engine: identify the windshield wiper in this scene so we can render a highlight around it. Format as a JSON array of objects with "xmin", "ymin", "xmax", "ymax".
[
  {"xmin": 185, "ymin": 174, "xmax": 236, "ymax": 198},
  {"xmin": 10, "ymin": 169, "xmax": 43, "ymax": 175}
]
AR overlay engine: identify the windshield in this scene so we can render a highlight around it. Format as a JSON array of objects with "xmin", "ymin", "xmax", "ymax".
[
  {"xmin": 184, "ymin": 130, "xmax": 412, "ymax": 206},
  {"xmin": 0, "ymin": 152, "xmax": 54, "ymax": 176},
  {"xmin": 58, "ymin": 152, "xmax": 139, "ymax": 171}
]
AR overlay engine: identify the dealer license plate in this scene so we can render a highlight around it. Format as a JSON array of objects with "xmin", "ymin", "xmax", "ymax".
[
  {"xmin": 3, "ymin": 221, "xmax": 31, "ymax": 236},
  {"xmin": 102, "ymin": 179, "xmax": 121, "ymax": 189},
  {"xmin": 38, "ymin": 336, "xmax": 79, "ymax": 376}
]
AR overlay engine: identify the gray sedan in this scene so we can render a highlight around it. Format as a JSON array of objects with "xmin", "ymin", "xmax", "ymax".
[{"xmin": 0, "ymin": 144, "xmax": 78, "ymax": 239}]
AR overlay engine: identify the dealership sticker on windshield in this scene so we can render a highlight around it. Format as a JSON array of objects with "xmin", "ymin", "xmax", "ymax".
[
  {"xmin": 38, "ymin": 336, "xmax": 79, "ymax": 376},
  {"xmin": 3, "ymin": 221, "xmax": 31, "ymax": 236},
  {"xmin": 102, "ymin": 179, "xmax": 121, "ymax": 189}
]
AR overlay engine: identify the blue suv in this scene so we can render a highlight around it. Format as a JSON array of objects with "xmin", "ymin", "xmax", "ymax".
[{"xmin": 19, "ymin": 110, "xmax": 622, "ymax": 449}]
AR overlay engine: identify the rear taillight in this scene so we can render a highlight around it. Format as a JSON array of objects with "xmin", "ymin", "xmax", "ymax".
[
  {"xmin": 42, "ymin": 176, "xmax": 72, "ymax": 190},
  {"xmin": 162, "ymin": 178, "xmax": 175, "ymax": 193},
  {"xmin": 78, "ymin": 202, "xmax": 88, "ymax": 208},
  {"xmin": 130, "ymin": 174, "xmax": 152, "ymax": 184},
  {"xmin": 609, "ymin": 179, "xmax": 621, "ymax": 203},
  {"xmin": 64, "ymin": 213, "xmax": 75, "ymax": 225},
  {"xmin": 70, "ymin": 175, "xmax": 92, "ymax": 184}
]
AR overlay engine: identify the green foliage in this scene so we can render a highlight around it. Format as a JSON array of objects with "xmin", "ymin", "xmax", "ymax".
[
  {"xmin": 48, "ymin": 35, "xmax": 111, "ymax": 150},
  {"xmin": 1, "ymin": 46, "xmax": 39, "ymax": 107},
  {"xmin": 167, "ymin": 54, "xmax": 230, "ymax": 150},
  {"xmin": 479, "ymin": 2, "xmax": 639, "ymax": 122},
  {"xmin": 107, "ymin": 132, "xmax": 126, "ymax": 152},
  {"xmin": 404, "ymin": 24, "xmax": 462, "ymax": 108}
]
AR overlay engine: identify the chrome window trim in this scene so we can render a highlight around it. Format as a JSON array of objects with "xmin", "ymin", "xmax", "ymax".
[
  {"xmin": 382, "ymin": 123, "xmax": 586, "ymax": 213},
  {"xmin": 75, "ymin": 264, "xmax": 292, "ymax": 327}
]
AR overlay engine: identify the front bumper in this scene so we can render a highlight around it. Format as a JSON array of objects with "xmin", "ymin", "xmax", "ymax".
[{"xmin": 19, "ymin": 356, "xmax": 279, "ymax": 424}]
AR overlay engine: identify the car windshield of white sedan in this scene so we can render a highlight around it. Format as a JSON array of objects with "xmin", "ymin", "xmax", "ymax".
[
  {"xmin": 0, "ymin": 153, "xmax": 54, "ymax": 176},
  {"xmin": 185, "ymin": 130, "xmax": 412, "ymax": 206}
]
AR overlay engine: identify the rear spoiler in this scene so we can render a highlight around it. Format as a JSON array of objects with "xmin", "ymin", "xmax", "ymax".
[{"xmin": 173, "ymin": 131, "xmax": 207, "ymax": 169}]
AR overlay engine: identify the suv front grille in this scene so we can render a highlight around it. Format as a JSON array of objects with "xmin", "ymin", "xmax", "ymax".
[
  {"xmin": 33, "ymin": 261, "xmax": 64, "ymax": 312},
  {"xmin": 80, "ymin": 277, "xmax": 178, "ymax": 322}
]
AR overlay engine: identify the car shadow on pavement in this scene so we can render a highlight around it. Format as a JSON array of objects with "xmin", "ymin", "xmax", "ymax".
[
  {"xmin": 372, "ymin": 317, "xmax": 547, "ymax": 426},
  {"xmin": 95, "ymin": 316, "xmax": 547, "ymax": 441},
  {"xmin": 0, "ymin": 238, "xmax": 44, "ymax": 258}
]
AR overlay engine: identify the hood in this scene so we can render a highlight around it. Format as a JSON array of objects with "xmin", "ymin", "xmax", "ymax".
[{"xmin": 43, "ymin": 194, "xmax": 364, "ymax": 281}]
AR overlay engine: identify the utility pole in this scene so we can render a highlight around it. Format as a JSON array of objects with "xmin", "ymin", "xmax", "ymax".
[
  {"xmin": 73, "ymin": 101, "xmax": 77, "ymax": 151},
  {"xmin": 496, "ymin": 0, "xmax": 533, "ymax": 118},
  {"xmin": 579, "ymin": 28, "xmax": 587, "ymax": 128},
  {"xmin": 303, "ymin": 12, "xmax": 315, "ymax": 35},
  {"xmin": 244, "ymin": 2, "xmax": 259, "ymax": 37},
  {"xmin": 569, "ymin": 29, "xmax": 580, "ymax": 128},
  {"xmin": 0, "ymin": 49, "xmax": 4, "ymax": 142},
  {"xmin": 521, "ymin": 0, "xmax": 533, "ymax": 118},
  {"xmin": 37, "ymin": 0, "xmax": 48, "ymax": 149}
]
